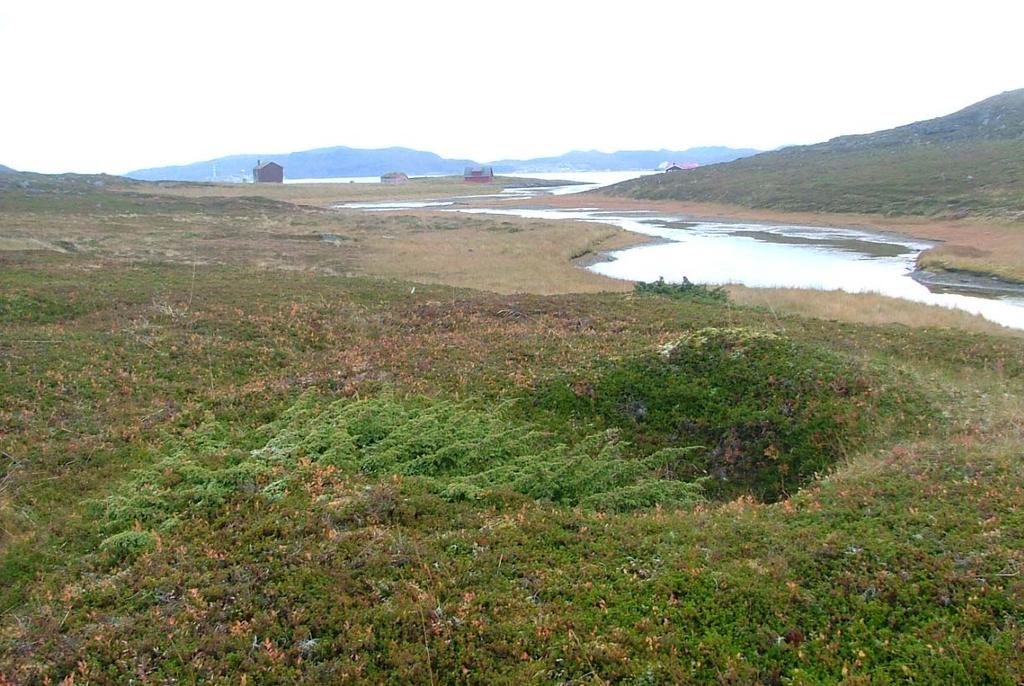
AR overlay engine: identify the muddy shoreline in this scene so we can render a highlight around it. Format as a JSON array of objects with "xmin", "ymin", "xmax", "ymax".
[
  {"xmin": 911, "ymin": 268, "xmax": 1024, "ymax": 297},
  {"xmin": 571, "ymin": 234, "xmax": 672, "ymax": 270}
]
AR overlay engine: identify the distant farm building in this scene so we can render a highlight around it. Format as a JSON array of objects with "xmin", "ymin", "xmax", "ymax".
[
  {"xmin": 665, "ymin": 162, "xmax": 699, "ymax": 172},
  {"xmin": 252, "ymin": 160, "xmax": 284, "ymax": 183},
  {"xmin": 463, "ymin": 166, "xmax": 494, "ymax": 183},
  {"xmin": 381, "ymin": 171, "xmax": 409, "ymax": 185}
]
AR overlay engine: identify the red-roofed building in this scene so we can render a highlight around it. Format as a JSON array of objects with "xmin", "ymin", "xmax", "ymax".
[
  {"xmin": 253, "ymin": 160, "xmax": 284, "ymax": 183},
  {"xmin": 464, "ymin": 166, "xmax": 494, "ymax": 183},
  {"xmin": 381, "ymin": 171, "xmax": 409, "ymax": 185}
]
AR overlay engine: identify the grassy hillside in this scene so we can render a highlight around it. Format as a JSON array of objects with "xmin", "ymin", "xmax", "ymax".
[
  {"xmin": 607, "ymin": 89, "xmax": 1024, "ymax": 221},
  {"xmin": 1, "ymin": 179, "xmax": 1023, "ymax": 683}
]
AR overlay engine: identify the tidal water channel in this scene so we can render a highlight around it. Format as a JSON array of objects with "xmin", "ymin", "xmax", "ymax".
[{"xmin": 339, "ymin": 175, "xmax": 1024, "ymax": 330}]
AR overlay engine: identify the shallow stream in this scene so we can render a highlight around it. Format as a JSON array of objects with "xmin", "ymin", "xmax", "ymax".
[{"xmin": 340, "ymin": 173, "xmax": 1024, "ymax": 330}]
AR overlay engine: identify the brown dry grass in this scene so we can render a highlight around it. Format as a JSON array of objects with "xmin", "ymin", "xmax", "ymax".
[
  {"xmin": 144, "ymin": 176, "xmax": 554, "ymax": 207},
  {"xmin": 356, "ymin": 213, "xmax": 644, "ymax": 294},
  {"xmin": 5, "ymin": 178, "xmax": 1019, "ymax": 333},
  {"xmin": 0, "ymin": 183, "xmax": 643, "ymax": 293},
  {"xmin": 915, "ymin": 240, "xmax": 1024, "ymax": 283},
  {"xmin": 727, "ymin": 284, "xmax": 1022, "ymax": 337}
]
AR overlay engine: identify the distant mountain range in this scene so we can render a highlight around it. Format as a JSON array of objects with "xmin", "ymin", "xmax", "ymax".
[
  {"xmin": 490, "ymin": 147, "xmax": 760, "ymax": 173},
  {"xmin": 127, "ymin": 147, "xmax": 474, "ymax": 182},
  {"xmin": 125, "ymin": 146, "xmax": 761, "ymax": 182},
  {"xmin": 0, "ymin": 164, "xmax": 15, "ymax": 173},
  {"xmin": 606, "ymin": 88, "xmax": 1024, "ymax": 219}
]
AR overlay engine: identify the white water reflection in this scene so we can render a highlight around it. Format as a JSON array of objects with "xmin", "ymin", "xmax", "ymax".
[
  {"xmin": 334, "ymin": 172, "xmax": 656, "ymax": 209},
  {"xmin": 500, "ymin": 170, "xmax": 659, "ymax": 195},
  {"xmin": 452, "ymin": 207, "xmax": 1024, "ymax": 330},
  {"xmin": 293, "ymin": 170, "xmax": 655, "ymax": 192}
]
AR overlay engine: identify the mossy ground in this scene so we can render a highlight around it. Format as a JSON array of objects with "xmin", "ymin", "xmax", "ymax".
[
  {"xmin": 2, "ymin": 182, "xmax": 1024, "ymax": 683},
  {"xmin": 2, "ymin": 250, "xmax": 1023, "ymax": 684}
]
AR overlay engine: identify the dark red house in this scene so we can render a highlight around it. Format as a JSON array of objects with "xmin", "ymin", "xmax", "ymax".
[
  {"xmin": 381, "ymin": 171, "xmax": 410, "ymax": 185},
  {"xmin": 463, "ymin": 166, "xmax": 494, "ymax": 183},
  {"xmin": 253, "ymin": 160, "xmax": 284, "ymax": 183}
]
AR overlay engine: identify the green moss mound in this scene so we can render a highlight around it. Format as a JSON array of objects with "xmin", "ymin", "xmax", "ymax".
[
  {"xmin": 527, "ymin": 327, "xmax": 931, "ymax": 501},
  {"xmin": 92, "ymin": 328, "xmax": 929, "ymax": 551}
]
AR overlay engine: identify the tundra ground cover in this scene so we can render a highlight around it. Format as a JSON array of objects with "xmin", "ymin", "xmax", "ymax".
[{"xmin": 1, "ymin": 180, "xmax": 1023, "ymax": 683}]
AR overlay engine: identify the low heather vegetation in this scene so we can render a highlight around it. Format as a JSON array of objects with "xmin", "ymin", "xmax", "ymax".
[{"xmin": 1, "ymin": 182, "xmax": 1023, "ymax": 683}]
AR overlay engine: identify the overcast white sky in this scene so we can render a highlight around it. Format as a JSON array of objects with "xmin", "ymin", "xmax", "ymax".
[{"xmin": 2, "ymin": 0, "xmax": 1022, "ymax": 174}]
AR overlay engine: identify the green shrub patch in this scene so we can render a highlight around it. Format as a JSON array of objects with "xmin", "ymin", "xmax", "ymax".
[
  {"xmin": 257, "ymin": 395, "xmax": 707, "ymax": 512},
  {"xmin": 91, "ymin": 395, "xmax": 708, "ymax": 556},
  {"xmin": 634, "ymin": 277, "xmax": 730, "ymax": 303},
  {"xmin": 527, "ymin": 327, "xmax": 931, "ymax": 501}
]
